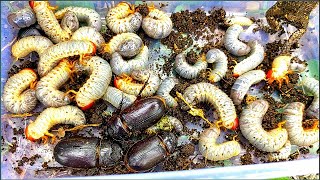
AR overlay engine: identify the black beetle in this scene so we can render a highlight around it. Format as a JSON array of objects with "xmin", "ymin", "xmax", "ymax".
[
  {"xmin": 124, "ymin": 132, "xmax": 177, "ymax": 172},
  {"xmin": 53, "ymin": 137, "xmax": 123, "ymax": 168},
  {"xmin": 107, "ymin": 96, "xmax": 166, "ymax": 140}
]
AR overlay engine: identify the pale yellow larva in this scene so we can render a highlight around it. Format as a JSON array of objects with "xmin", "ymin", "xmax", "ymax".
[
  {"xmin": 102, "ymin": 86, "xmax": 137, "ymax": 110},
  {"xmin": 71, "ymin": 26, "xmax": 105, "ymax": 48},
  {"xmin": 225, "ymin": 16, "xmax": 254, "ymax": 26}
]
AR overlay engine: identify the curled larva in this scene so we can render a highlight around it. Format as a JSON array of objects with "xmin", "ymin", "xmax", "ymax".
[
  {"xmin": 75, "ymin": 56, "xmax": 112, "ymax": 110},
  {"xmin": 106, "ymin": 2, "xmax": 142, "ymax": 34},
  {"xmin": 60, "ymin": 11, "xmax": 79, "ymax": 32},
  {"xmin": 110, "ymin": 46, "xmax": 149, "ymax": 75},
  {"xmin": 25, "ymin": 105, "xmax": 86, "ymax": 141},
  {"xmin": 7, "ymin": 6, "xmax": 36, "ymax": 28},
  {"xmin": 283, "ymin": 102, "xmax": 319, "ymax": 146},
  {"xmin": 3, "ymin": 68, "xmax": 38, "ymax": 114},
  {"xmin": 146, "ymin": 116, "xmax": 183, "ymax": 135},
  {"xmin": 114, "ymin": 69, "xmax": 160, "ymax": 97},
  {"xmin": 102, "ymin": 86, "xmax": 137, "ymax": 110},
  {"xmin": 103, "ymin": 32, "xmax": 143, "ymax": 58},
  {"xmin": 156, "ymin": 77, "xmax": 178, "ymax": 108},
  {"xmin": 266, "ymin": 55, "xmax": 292, "ymax": 88},
  {"xmin": 267, "ymin": 141, "xmax": 291, "ymax": 161},
  {"xmin": 239, "ymin": 100, "xmax": 288, "ymax": 152},
  {"xmin": 35, "ymin": 59, "xmax": 72, "ymax": 107},
  {"xmin": 206, "ymin": 49, "xmax": 228, "ymax": 83},
  {"xmin": 142, "ymin": 7, "xmax": 173, "ymax": 39},
  {"xmin": 55, "ymin": 6, "xmax": 102, "ymax": 31},
  {"xmin": 225, "ymin": 16, "xmax": 254, "ymax": 26},
  {"xmin": 300, "ymin": 77, "xmax": 319, "ymax": 119},
  {"xmin": 11, "ymin": 36, "xmax": 53, "ymax": 59},
  {"xmin": 224, "ymin": 24, "xmax": 251, "ymax": 56},
  {"xmin": 199, "ymin": 126, "xmax": 241, "ymax": 161},
  {"xmin": 71, "ymin": 27, "xmax": 105, "ymax": 48},
  {"xmin": 230, "ymin": 70, "xmax": 266, "ymax": 105},
  {"xmin": 233, "ymin": 40, "xmax": 265, "ymax": 77},
  {"xmin": 182, "ymin": 82, "xmax": 237, "ymax": 130},
  {"xmin": 174, "ymin": 53, "xmax": 208, "ymax": 79},
  {"xmin": 30, "ymin": 1, "xmax": 71, "ymax": 43},
  {"xmin": 38, "ymin": 40, "xmax": 96, "ymax": 77}
]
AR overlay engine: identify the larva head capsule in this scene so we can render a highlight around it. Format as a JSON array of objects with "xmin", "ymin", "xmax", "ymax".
[
  {"xmin": 266, "ymin": 55, "xmax": 292, "ymax": 87},
  {"xmin": 25, "ymin": 123, "xmax": 40, "ymax": 142},
  {"xmin": 231, "ymin": 117, "xmax": 239, "ymax": 130},
  {"xmin": 29, "ymin": 1, "xmax": 35, "ymax": 9},
  {"xmin": 80, "ymin": 101, "xmax": 95, "ymax": 111}
]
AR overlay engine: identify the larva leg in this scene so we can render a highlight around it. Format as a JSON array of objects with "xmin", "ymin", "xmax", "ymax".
[{"xmin": 266, "ymin": 55, "xmax": 292, "ymax": 88}]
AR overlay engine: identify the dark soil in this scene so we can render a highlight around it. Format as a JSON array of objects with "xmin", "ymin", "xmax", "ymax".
[{"xmin": 7, "ymin": 56, "xmax": 39, "ymax": 77}]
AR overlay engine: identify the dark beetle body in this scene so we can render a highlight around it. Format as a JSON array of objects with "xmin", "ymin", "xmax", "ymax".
[
  {"xmin": 107, "ymin": 96, "xmax": 166, "ymax": 140},
  {"xmin": 54, "ymin": 137, "xmax": 122, "ymax": 168},
  {"xmin": 125, "ymin": 132, "xmax": 177, "ymax": 172}
]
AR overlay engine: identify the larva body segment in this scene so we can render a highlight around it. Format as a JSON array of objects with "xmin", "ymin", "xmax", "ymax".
[
  {"xmin": 106, "ymin": 2, "xmax": 142, "ymax": 34},
  {"xmin": 32, "ymin": 1, "xmax": 71, "ymax": 43},
  {"xmin": 283, "ymin": 102, "xmax": 319, "ymax": 146},
  {"xmin": 230, "ymin": 70, "xmax": 266, "ymax": 105},
  {"xmin": 3, "ymin": 69, "xmax": 38, "ymax": 114},
  {"xmin": 114, "ymin": 69, "xmax": 160, "ymax": 97},
  {"xmin": 233, "ymin": 40, "xmax": 265, "ymax": 77},
  {"xmin": 289, "ymin": 61, "xmax": 307, "ymax": 73},
  {"xmin": 102, "ymin": 86, "xmax": 137, "ymax": 110},
  {"xmin": 55, "ymin": 6, "xmax": 102, "ymax": 31},
  {"xmin": 206, "ymin": 49, "xmax": 228, "ymax": 83},
  {"xmin": 225, "ymin": 16, "xmax": 254, "ymax": 26},
  {"xmin": 224, "ymin": 24, "xmax": 251, "ymax": 56},
  {"xmin": 75, "ymin": 56, "xmax": 112, "ymax": 110},
  {"xmin": 103, "ymin": 33, "xmax": 143, "ymax": 58},
  {"xmin": 110, "ymin": 46, "xmax": 149, "ymax": 75},
  {"xmin": 35, "ymin": 59, "xmax": 72, "ymax": 107},
  {"xmin": 300, "ymin": 77, "xmax": 319, "ymax": 119},
  {"xmin": 156, "ymin": 77, "xmax": 178, "ymax": 108},
  {"xmin": 182, "ymin": 82, "xmax": 237, "ymax": 129},
  {"xmin": 174, "ymin": 53, "xmax": 208, "ymax": 79},
  {"xmin": 25, "ymin": 105, "xmax": 86, "ymax": 141},
  {"xmin": 142, "ymin": 8, "xmax": 173, "ymax": 39},
  {"xmin": 71, "ymin": 27, "xmax": 105, "ymax": 48},
  {"xmin": 38, "ymin": 40, "xmax": 96, "ymax": 77},
  {"xmin": 267, "ymin": 140, "xmax": 291, "ymax": 161},
  {"xmin": 12, "ymin": 36, "xmax": 53, "ymax": 59},
  {"xmin": 239, "ymin": 100, "xmax": 288, "ymax": 152},
  {"xmin": 199, "ymin": 126, "xmax": 241, "ymax": 161}
]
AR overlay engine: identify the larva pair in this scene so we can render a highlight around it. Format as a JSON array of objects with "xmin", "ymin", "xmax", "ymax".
[
  {"xmin": 102, "ymin": 86, "xmax": 137, "ymax": 110},
  {"xmin": 233, "ymin": 40, "xmax": 265, "ymax": 77},
  {"xmin": 156, "ymin": 77, "xmax": 178, "ymax": 108},
  {"xmin": 174, "ymin": 53, "xmax": 208, "ymax": 79},
  {"xmin": 35, "ymin": 59, "xmax": 73, "ymax": 107},
  {"xmin": 30, "ymin": 1, "xmax": 71, "ymax": 43},
  {"xmin": 181, "ymin": 82, "xmax": 238, "ymax": 130},
  {"xmin": 146, "ymin": 116, "xmax": 183, "ymax": 135},
  {"xmin": 38, "ymin": 40, "xmax": 96, "ymax": 77},
  {"xmin": 25, "ymin": 105, "xmax": 86, "ymax": 141},
  {"xmin": 225, "ymin": 16, "xmax": 254, "ymax": 26},
  {"xmin": 199, "ymin": 126, "xmax": 241, "ymax": 161},
  {"xmin": 206, "ymin": 49, "xmax": 228, "ymax": 83},
  {"xmin": 3, "ymin": 68, "xmax": 38, "ymax": 114},
  {"xmin": 55, "ymin": 6, "xmax": 102, "ymax": 31},
  {"xmin": 142, "ymin": 6, "xmax": 173, "ymax": 39},
  {"xmin": 266, "ymin": 55, "xmax": 292, "ymax": 87},
  {"xmin": 110, "ymin": 46, "xmax": 149, "ymax": 75},
  {"xmin": 283, "ymin": 102, "xmax": 319, "ymax": 146},
  {"xmin": 300, "ymin": 77, "xmax": 319, "ymax": 119},
  {"xmin": 224, "ymin": 24, "xmax": 251, "ymax": 56},
  {"xmin": 230, "ymin": 70, "xmax": 266, "ymax": 105},
  {"xmin": 106, "ymin": 2, "xmax": 142, "ymax": 34},
  {"xmin": 71, "ymin": 26, "xmax": 105, "ymax": 48},
  {"xmin": 239, "ymin": 100, "xmax": 288, "ymax": 152},
  {"xmin": 114, "ymin": 69, "xmax": 160, "ymax": 97}
]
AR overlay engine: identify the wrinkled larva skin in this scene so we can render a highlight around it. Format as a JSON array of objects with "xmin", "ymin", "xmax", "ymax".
[
  {"xmin": 206, "ymin": 49, "xmax": 228, "ymax": 83},
  {"xmin": 7, "ymin": 6, "xmax": 36, "ymax": 28},
  {"xmin": 267, "ymin": 140, "xmax": 292, "ymax": 161},
  {"xmin": 142, "ymin": 8, "xmax": 173, "ymax": 39},
  {"xmin": 224, "ymin": 24, "xmax": 251, "ymax": 56},
  {"xmin": 71, "ymin": 26, "xmax": 105, "ymax": 48},
  {"xmin": 106, "ymin": 2, "xmax": 142, "ymax": 34},
  {"xmin": 110, "ymin": 46, "xmax": 149, "ymax": 75},
  {"xmin": 182, "ymin": 82, "xmax": 237, "ymax": 129},
  {"xmin": 239, "ymin": 100, "xmax": 288, "ymax": 152},
  {"xmin": 12, "ymin": 36, "xmax": 53, "ymax": 59},
  {"xmin": 283, "ymin": 102, "xmax": 319, "ymax": 146},
  {"xmin": 36, "ymin": 60, "xmax": 72, "ymax": 107},
  {"xmin": 3, "ymin": 69, "xmax": 38, "ymax": 114},
  {"xmin": 156, "ymin": 77, "xmax": 178, "ymax": 108},
  {"xmin": 55, "ymin": 6, "xmax": 102, "ymax": 31},
  {"xmin": 102, "ymin": 86, "xmax": 137, "ymax": 110},
  {"xmin": 60, "ymin": 11, "xmax": 79, "ymax": 32},
  {"xmin": 32, "ymin": 1, "xmax": 71, "ymax": 43},
  {"xmin": 300, "ymin": 77, "xmax": 319, "ymax": 119},
  {"xmin": 174, "ymin": 53, "xmax": 208, "ymax": 79},
  {"xmin": 225, "ymin": 16, "xmax": 253, "ymax": 26},
  {"xmin": 199, "ymin": 126, "xmax": 241, "ymax": 161},
  {"xmin": 233, "ymin": 40, "xmax": 265, "ymax": 77},
  {"xmin": 230, "ymin": 70, "xmax": 266, "ymax": 105},
  {"xmin": 25, "ymin": 106, "xmax": 86, "ymax": 141}
]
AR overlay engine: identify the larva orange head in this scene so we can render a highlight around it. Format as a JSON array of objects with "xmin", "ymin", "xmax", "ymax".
[
  {"xmin": 231, "ymin": 117, "xmax": 239, "ymax": 130},
  {"xmin": 25, "ymin": 125, "xmax": 37, "ymax": 142},
  {"xmin": 233, "ymin": 73, "xmax": 240, "ymax": 78},
  {"xmin": 29, "ymin": 1, "xmax": 35, "ymax": 9},
  {"xmin": 80, "ymin": 101, "xmax": 94, "ymax": 111},
  {"xmin": 114, "ymin": 77, "xmax": 121, "ymax": 89},
  {"xmin": 89, "ymin": 41, "xmax": 96, "ymax": 55}
]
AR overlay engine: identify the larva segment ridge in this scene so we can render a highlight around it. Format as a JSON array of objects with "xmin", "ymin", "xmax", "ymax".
[
  {"xmin": 71, "ymin": 26, "xmax": 105, "ymax": 48},
  {"xmin": 12, "ymin": 36, "xmax": 53, "ymax": 59},
  {"xmin": 224, "ymin": 24, "xmax": 251, "ymax": 56},
  {"xmin": 174, "ymin": 53, "xmax": 208, "ymax": 79},
  {"xmin": 206, "ymin": 48, "xmax": 228, "ymax": 83},
  {"xmin": 300, "ymin": 77, "xmax": 319, "ymax": 119}
]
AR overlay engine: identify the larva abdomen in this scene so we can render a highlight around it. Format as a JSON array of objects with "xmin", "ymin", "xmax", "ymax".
[
  {"xmin": 156, "ymin": 77, "xmax": 178, "ymax": 108},
  {"xmin": 206, "ymin": 48, "xmax": 228, "ymax": 83},
  {"xmin": 174, "ymin": 53, "xmax": 208, "ymax": 79},
  {"xmin": 12, "ymin": 36, "xmax": 53, "ymax": 59},
  {"xmin": 102, "ymin": 86, "xmax": 137, "ymax": 110},
  {"xmin": 224, "ymin": 24, "xmax": 251, "ymax": 56},
  {"xmin": 71, "ymin": 26, "xmax": 105, "ymax": 48}
]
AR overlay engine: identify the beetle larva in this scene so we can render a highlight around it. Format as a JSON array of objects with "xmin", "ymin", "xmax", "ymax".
[
  {"xmin": 225, "ymin": 16, "xmax": 254, "ymax": 26},
  {"xmin": 266, "ymin": 55, "xmax": 292, "ymax": 88},
  {"xmin": 206, "ymin": 48, "xmax": 228, "ymax": 83},
  {"xmin": 156, "ymin": 77, "xmax": 178, "ymax": 108},
  {"xmin": 267, "ymin": 140, "xmax": 292, "ymax": 161},
  {"xmin": 300, "ymin": 77, "xmax": 319, "ymax": 119},
  {"xmin": 7, "ymin": 6, "xmax": 36, "ymax": 28},
  {"xmin": 102, "ymin": 86, "xmax": 137, "ymax": 110},
  {"xmin": 174, "ymin": 53, "xmax": 208, "ymax": 79},
  {"xmin": 60, "ymin": 10, "xmax": 79, "ymax": 32},
  {"xmin": 71, "ymin": 26, "xmax": 105, "ymax": 48},
  {"xmin": 224, "ymin": 24, "xmax": 251, "ymax": 56},
  {"xmin": 12, "ymin": 36, "xmax": 53, "ymax": 59}
]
